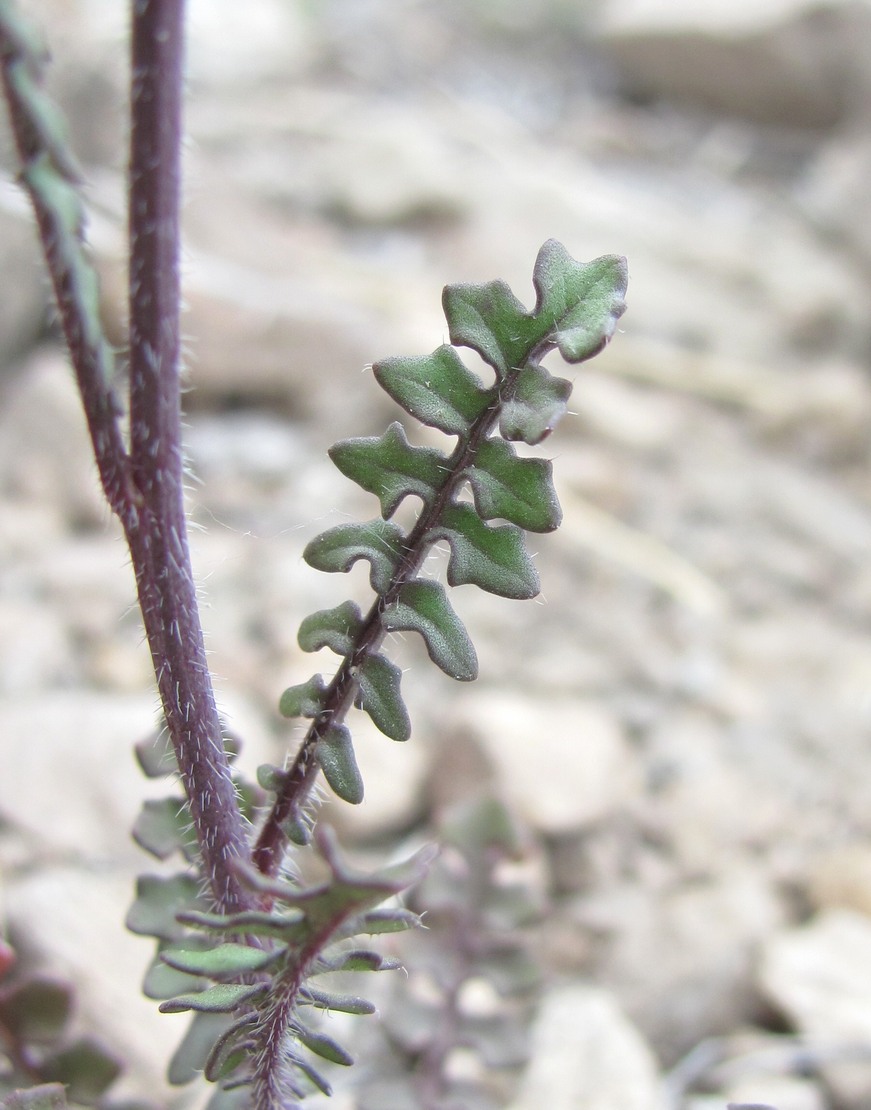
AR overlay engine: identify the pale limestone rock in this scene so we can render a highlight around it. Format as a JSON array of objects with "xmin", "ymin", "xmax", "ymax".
[
  {"xmin": 0, "ymin": 692, "xmax": 158, "ymax": 862},
  {"xmin": 0, "ymin": 348, "xmax": 108, "ymax": 529},
  {"xmin": 592, "ymin": 866, "xmax": 785, "ymax": 1061},
  {"xmin": 508, "ymin": 984, "xmax": 665, "ymax": 1110},
  {"xmin": 799, "ymin": 131, "xmax": 871, "ymax": 275},
  {"xmin": 186, "ymin": 0, "xmax": 314, "ymax": 85},
  {"xmin": 455, "ymin": 692, "xmax": 638, "ymax": 834},
  {"xmin": 724, "ymin": 1074, "xmax": 826, "ymax": 1110},
  {"xmin": 760, "ymin": 910, "xmax": 871, "ymax": 1109},
  {"xmin": 760, "ymin": 909, "xmax": 871, "ymax": 1040},
  {"xmin": 594, "ymin": 0, "xmax": 871, "ymax": 126},
  {"xmin": 0, "ymin": 199, "xmax": 49, "ymax": 371},
  {"xmin": 807, "ymin": 843, "xmax": 871, "ymax": 919}
]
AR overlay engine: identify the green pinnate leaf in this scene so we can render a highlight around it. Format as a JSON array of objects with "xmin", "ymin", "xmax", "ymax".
[
  {"xmin": 298, "ymin": 601, "xmax": 363, "ymax": 655},
  {"xmin": 143, "ymin": 945, "xmax": 205, "ymax": 1001},
  {"xmin": 256, "ymin": 763, "xmax": 288, "ymax": 792},
  {"xmin": 317, "ymin": 724, "xmax": 364, "ymax": 804},
  {"xmin": 134, "ymin": 728, "xmax": 176, "ymax": 778},
  {"xmin": 290, "ymin": 1054, "xmax": 332, "ymax": 1097},
  {"xmin": 161, "ymin": 943, "xmax": 281, "ymax": 978},
  {"xmin": 126, "ymin": 873, "xmax": 205, "ymax": 941},
  {"xmin": 499, "ymin": 362, "xmax": 572, "ymax": 445},
  {"xmin": 442, "ymin": 241, "xmax": 627, "ymax": 379},
  {"xmin": 203, "ymin": 1014, "xmax": 257, "ymax": 1083},
  {"xmin": 429, "ymin": 503, "xmax": 539, "ymax": 600},
  {"xmin": 236, "ymin": 828, "xmax": 434, "ymax": 936},
  {"xmin": 132, "ymin": 796, "xmax": 197, "ymax": 862},
  {"xmin": 299, "ymin": 987, "xmax": 376, "ymax": 1015},
  {"xmin": 283, "ymin": 810, "xmax": 312, "ymax": 847},
  {"xmin": 357, "ymin": 907, "xmax": 422, "ymax": 934},
  {"xmin": 304, "ymin": 520, "xmax": 404, "ymax": 594},
  {"xmin": 318, "ymin": 948, "xmax": 398, "ymax": 973},
  {"xmin": 294, "ymin": 1024, "xmax": 354, "ymax": 1067},
  {"xmin": 159, "ymin": 982, "xmax": 265, "ymax": 1015},
  {"xmin": 40, "ymin": 1038, "xmax": 121, "ymax": 1103},
  {"xmin": 355, "ymin": 652, "xmax": 411, "ymax": 741},
  {"xmin": 532, "ymin": 241, "xmax": 628, "ymax": 363},
  {"xmin": 168, "ymin": 1012, "xmax": 236, "ymax": 1085},
  {"xmin": 178, "ymin": 907, "xmax": 306, "ymax": 940},
  {"xmin": 0, "ymin": 979, "xmax": 71, "ymax": 1044},
  {"xmin": 330, "ymin": 422, "xmax": 448, "ymax": 518},
  {"xmin": 374, "ymin": 346, "xmax": 492, "ymax": 435},
  {"xmin": 278, "ymin": 673, "xmax": 327, "ymax": 718},
  {"xmin": 443, "ymin": 278, "xmax": 540, "ymax": 376},
  {"xmin": 382, "ymin": 579, "xmax": 478, "ymax": 680},
  {"xmin": 468, "ymin": 438, "xmax": 561, "ymax": 532}
]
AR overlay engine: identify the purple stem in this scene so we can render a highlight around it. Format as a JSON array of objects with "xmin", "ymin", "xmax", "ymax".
[
  {"xmin": 0, "ymin": 1, "xmax": 256, "ymax": 912},
  {"xmin": 126, "ymin": 0, "xmax": 253, "ymax": 911}
]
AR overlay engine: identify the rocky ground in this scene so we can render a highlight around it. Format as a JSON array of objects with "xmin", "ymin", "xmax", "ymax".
[{"xmin": 4, "ymin": 1, "xmax": 871, "ymax": 1108}]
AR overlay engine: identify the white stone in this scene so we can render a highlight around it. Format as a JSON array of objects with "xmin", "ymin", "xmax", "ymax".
[
  {"xmin": 760, "ymin": 910, "xmax": 871, "ymax": 1108},
  {"xmin": 594, "ymin": 0, "xmax": 871, "ymax": 126},
  {"xmin": 508, "ymin": 985, "xmax": 665, "ymax": 1110},
  {"xmin": 457, "ymin": 692, "xmax": 638, "ymax": 834},
  {"xmin": 0, "ymin": 348, "xmax": 107, "ymax": 529},
  {"xmin": 760, "ymin": 909, "xmax": 871, "ymax": 1040},
  {"xmin": 0, "ymin": 692, "xmax": 159, "ymax": 862},
  {"xmin": 724, "ymin": 1074, "xmax": 826, "ymax": 1110}
]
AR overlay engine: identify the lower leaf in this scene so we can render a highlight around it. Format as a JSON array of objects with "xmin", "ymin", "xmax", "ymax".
[
  {"xmin": 317, "ymin": 724, "xmax": 364, "ymax": 804},
  {"xmin": 382, "ymin": 579, "xmax": 478, "ymax": 681}
]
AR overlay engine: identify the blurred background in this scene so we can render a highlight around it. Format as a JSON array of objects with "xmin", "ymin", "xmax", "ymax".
[{"xmin": 4, "ymin": 1, "xmax": 871, "ymax": 1107}]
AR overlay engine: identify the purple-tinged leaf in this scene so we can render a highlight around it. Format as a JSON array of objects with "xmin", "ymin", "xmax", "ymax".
[
  {"xmin": 468, "ymin": 438, "xmax": 561, "ymax": 532},
  {"xmin": 330, "ymin": 421, "xmax": 448, "ymax": 518},
  {"xmin": 356, "ymin": 652, "xmax": 411, "ymax": 741},
  {"xmin": 278, "ymin": 673, "xmax": 327, "ymax": 719},
  {"xmin": 126, "ymin": 873, "xmax": 205, "ymax": 941},
  {"xmin": 161, "ymin": 942, "xmax": 280, "ymax": 979},
  {"xmin": 383, "ymin": 579, "xmax": 478, "ymax": 681},
  {"xmin": 304, "ymin": 520, "xmax": 404, "ymax": 595},
  {"xmin": 442, "ymin": 279, "xmax": 538, "ymax": 376},
  {"xmin": 374, "ymin": 346, "xmax": 492, "ymax": 435},
  {"xmin": 532, "ymin": 241, "xmax": 628, "ymax": 364},
  {"xmin": 428, "ymin": 503, "xmax": 539, "ymax": 599},
  {"xmin": 0, "ymin": 978, "xmax": 71, "ymax": 1045},
  {"xmin": 317, "ymin": 724, "xmax": 364, "ymax": 804},
  {"xmin": 168, "ymin": 1012, "xmax": 235, "ymax": 1085},
  {"xmin": 203, "ymin": 1013, "xmax": 257, "ymax": 1083},
  {"xmin": 159, "ymin": 982, "xmax": 265, "ymax": 1015},
  {"xmin": 499, "ymin": 363, "xmax": 572, "ymax": 445},
  {"xmin": 298, "ymin": 601, "xmax": 363, "ymax": 656},
  {"xmin": 294, "ymin": 1023, "xmax": 354, "ymax": 1066}
]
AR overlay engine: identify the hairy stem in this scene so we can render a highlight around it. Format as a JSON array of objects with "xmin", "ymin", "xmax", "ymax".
[
  {"xmin": 126, "ymin": 0, "xmax": 253, "ymax": 911},
  {"xmin": 0, "ymin": 4, "xmax": 133, "ymax": 518},
  {"xmin": 0, "ymin": 0, "xmax": 254, "ymax": 912}
]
